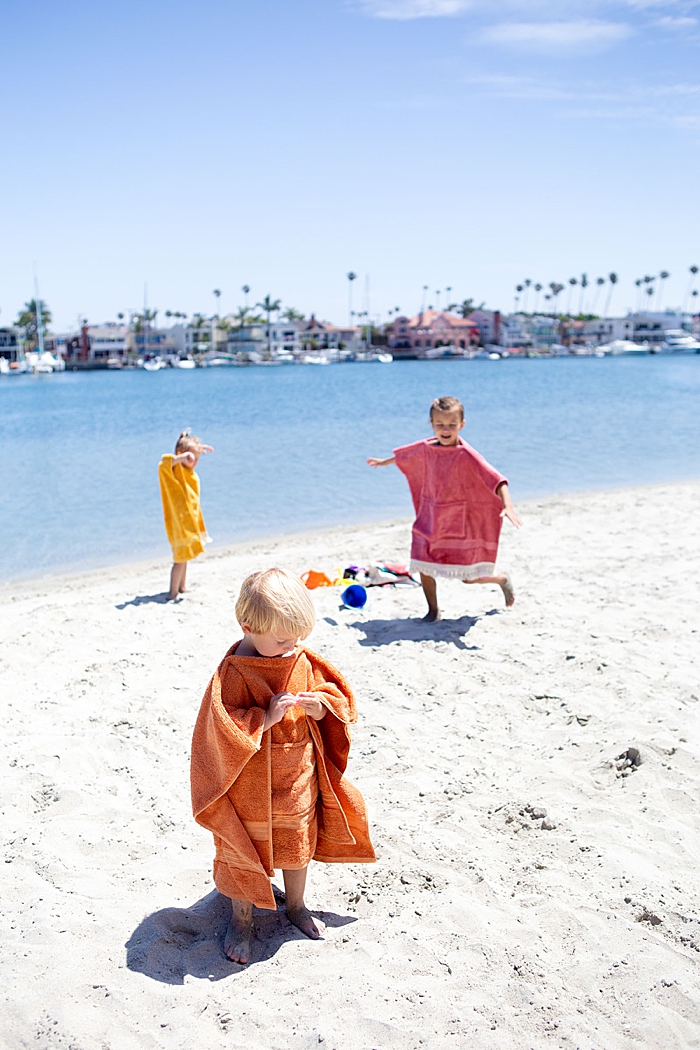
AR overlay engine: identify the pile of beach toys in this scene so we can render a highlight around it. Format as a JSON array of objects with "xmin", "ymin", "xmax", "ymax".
[{"xmin": 301, "ymin": 564, "xmax": 419, "ymax": 608}]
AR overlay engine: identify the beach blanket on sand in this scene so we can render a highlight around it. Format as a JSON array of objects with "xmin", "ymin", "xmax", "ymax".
[
  {"xmin": 191, "ymin": 644, "xmax": 375, "ymax": 910},
  {"xmin": 394, "ymin": 437, "xmax": 507, "ymax": 580},
  {"xmin": 158, "ymin": 453, "xmax": 208, "ymax": 562}
]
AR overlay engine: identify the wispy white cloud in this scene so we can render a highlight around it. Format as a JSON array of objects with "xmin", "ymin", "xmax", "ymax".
[
  {"xmin": 480, "ymin": 19, "xmax": 633, "ymax": 50},
  {"xmin": 653, "ymin": 14, "xmax": 698, "ymax": 24},
  {"xmin": 357, "ymin": 0, "xmax": 471, "ymax": 18},
  {"xmin": 358, "ymin": 0, "xmax": 700, "ymax": 19},
  {"xmin": 464, "ymin": 72, "xmax": 700, "ymax": 128}
]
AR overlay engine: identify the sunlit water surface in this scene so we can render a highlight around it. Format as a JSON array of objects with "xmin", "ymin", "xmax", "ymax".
[{"xmin": 1, "ymin": 356, "xmax": 699, "ymax": 581}]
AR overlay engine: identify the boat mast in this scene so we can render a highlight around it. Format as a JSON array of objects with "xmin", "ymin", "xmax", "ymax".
[
  {"xmin": 34, "ymin": 267, "xmax": 45, "ymax": 354},
  {"xmin": 143, "ymin": 282, "xmax": 149, "ymax": 358}
]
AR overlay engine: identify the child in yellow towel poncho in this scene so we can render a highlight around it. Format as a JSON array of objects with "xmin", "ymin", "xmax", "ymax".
[{"xmin": 158, "ymin": 430, "xmax": 214, "ymax": 600}]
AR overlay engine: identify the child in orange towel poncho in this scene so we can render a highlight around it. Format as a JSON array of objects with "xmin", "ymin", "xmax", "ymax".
[
  {"xmin": 191, "ymin": 568, "xmax": 375, "ymax": 964},
  {"xmin": 368, "ymin": 395, "xmax": 522, "ymax": 621},
  {"xmin": 158, "ymin": 430, "xmax": 213, "ymax": 600}
]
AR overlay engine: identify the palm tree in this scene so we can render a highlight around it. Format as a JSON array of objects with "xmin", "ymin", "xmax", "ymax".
[
  {"xmin": 682, "ymin": 265, "xmax": 699, "ymax": 312},
  {"xmin": 579, "ymin": 273, "xmax": 588, "ymax": 315},
  {"xmin": 257, "ymin": 296, "xmax": 282, "ymax": 356},
  {"xmin": 257, "ymin": 295, "xmax": 282, "ymax": 325},
  {"xmin": 591, "ymin": 277, "xmax": 605, "ymax": 315},
  {"xmin": 534, "ymin": 283, "xmax": 542, "ymax": 314},
  {"xmin": 282, "ymin": 307, "xmax": 305, "ymax": 322},
  {"xmin": 566, "ymin": 277, "xmax": 577, "ymax": 317},
  {"xmin": 458, "ymin": 299, "xmax": 475, "ymax": 318},
  {"xmin": 549, "ymin": 283, "xmax": 565, "ymax": 315},
  {"xmin": 232, "ymin": 306, "xmax": 253, "ymax": 329},
  {"xmin": 16, "ymin": 299, "xmax": 52, "ymax": 347},
  {"xmin": 347, "ymin": 272, "xmax": 357, "ymax": 327},
  {"xmin": 241, "ymin": 285, "xmax": 250, "ymax": 309},
  {"xmin": 657, "ymin": 271, "xmax": 670, "ymax": 311},
  {"xmin": 603, "ymin": 273, "xmax": 618, "ymax": 317}
]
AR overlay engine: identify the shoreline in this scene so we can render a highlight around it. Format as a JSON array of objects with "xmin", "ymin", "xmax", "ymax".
[{"xmin": 2, "ymin": 475, "xmax": 699, "ymax": 596}]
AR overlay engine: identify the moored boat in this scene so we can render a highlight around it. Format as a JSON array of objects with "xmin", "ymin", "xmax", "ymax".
[{"xmin": 659, "ymin": 330, "xmax": 700, "ymax": 353}]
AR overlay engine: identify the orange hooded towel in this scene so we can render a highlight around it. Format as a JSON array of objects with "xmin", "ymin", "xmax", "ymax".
[{"xmin": 191, "ymin": 644, "xmax": 376, "ymax": 910}]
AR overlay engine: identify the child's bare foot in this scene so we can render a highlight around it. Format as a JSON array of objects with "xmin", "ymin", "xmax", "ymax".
[
  {"xmin": 421, "ymin": 608, "xmax": 441, "ymax": 622},
  {"xmin": 286, "ymin": 904, "xmax": 323, "ymax": 940},
  {"xmin": 499, "ymin": 573, "xmax": 515, "ymax": 607},
  {"xmin": 165, "ymin": 592, "xmax": 181, "ymax": 602},
  {"xmin": 224, "ymin": 913, "xmax": 252, "ymax": 963}
]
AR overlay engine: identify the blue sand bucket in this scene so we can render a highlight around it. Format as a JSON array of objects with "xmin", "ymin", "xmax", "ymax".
[{"xmin": 341, "ymin": 584, "xmax": 367, "ymax": 609}]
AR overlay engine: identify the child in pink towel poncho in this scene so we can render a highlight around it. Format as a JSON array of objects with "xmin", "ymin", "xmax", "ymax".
[{"xmin": 367, "ymin": 396, "xmax": 522, "ymax": 621}]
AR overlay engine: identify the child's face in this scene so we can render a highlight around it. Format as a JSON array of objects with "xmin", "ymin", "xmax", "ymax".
[
  {"xmin": 430, "ymin": 408, "xmax": 465, "ymax": 446},
  {"xmin": 240, "ymin": 624, "xmax": 300, "ymax": 657}
]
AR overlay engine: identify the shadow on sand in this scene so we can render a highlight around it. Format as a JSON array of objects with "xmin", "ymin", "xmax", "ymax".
[
  {"xmin": 115, "ymin": 593, "xmax": 172, "ymax": 609},
  {"xmin": 125, "ymin": 889, "xmax": 356, "ymax": 984},
  {"xmin": 349, "ymin": 612, "xmax": 499, "ymax": 650}
]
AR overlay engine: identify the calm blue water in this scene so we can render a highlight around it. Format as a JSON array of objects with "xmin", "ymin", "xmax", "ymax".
[{"xmin": 1, "ymin": 356, "xmax": 699, "ymax": 582}]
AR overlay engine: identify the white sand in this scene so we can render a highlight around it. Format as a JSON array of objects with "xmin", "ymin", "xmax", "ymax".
[{"xmin": 2, "ymin": 481, "xmax": 700, "ymax": 1050}]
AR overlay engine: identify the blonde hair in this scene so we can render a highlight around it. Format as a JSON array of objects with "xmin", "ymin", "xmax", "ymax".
[
  {"xmin": 175, "ymin": 428, "xmax": 203, "ymax": 455},
  {"xmin": 430, "ymin": 396, "xmax": 464, "ymax": 421},
  {"xmin": 235, "ymin": 568, "xmax": 316, "ymax": 639}
]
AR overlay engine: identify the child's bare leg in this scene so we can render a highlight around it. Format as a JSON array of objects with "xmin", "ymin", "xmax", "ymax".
[
  {"xmin": 178, "ymin": 562, "xmax": 188, "ymax": 593},
  {"xmin": 463, "ymin": 573, "xmax": 515, "ymax": 607},
  {"xmin": 167, "ymin": 562, "xmax": 186, "ymax": 600},
  {"xmin": 419, "ymin": 573, "xmax": 440, "ymax": 622},
  {"xmin": 224, "ymin": 897, "xmax": 253, "ymax": 963},
  {"xmin": 282, "ymin": 867, "xmax": 322, "ymax": 940}
]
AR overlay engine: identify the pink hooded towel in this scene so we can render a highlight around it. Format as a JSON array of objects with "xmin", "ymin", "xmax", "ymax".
[{"xmin": 394, "ymin": 437, "xmax": 507, "ymax": 580}]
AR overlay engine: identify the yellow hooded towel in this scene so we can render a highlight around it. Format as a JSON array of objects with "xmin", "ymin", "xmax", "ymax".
[{"xmin": 158, "ymin": 453, "xmax": 209, "ymax": 563}]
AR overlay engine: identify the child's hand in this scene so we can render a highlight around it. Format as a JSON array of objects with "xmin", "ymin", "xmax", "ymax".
[
  {"xmin": 200, "ymin": 444, "xmax": 214, "ymax": 454},
  {"xmin": 295, "ymin": 692, "xmax": 327, "ymax": 721},
  {"xmin": 501, "ymin": 506, "xmax": 523, "ymax": 529},
  {"xmin": 180, "ymin": 451, "xmax": 196, "ymax": 467},
  {"xmin": 366, "ymin": 455, "xmax": 395, "ymax": 468},
  {"xmin": 264, "ymin": 691, "xmax": 298, "ymax": 731}
]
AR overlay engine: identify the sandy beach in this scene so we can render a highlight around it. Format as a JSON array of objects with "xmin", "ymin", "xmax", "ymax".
[{"xmin": 2, "ymin": 480, "xmax": 700, "ymax": 1050}]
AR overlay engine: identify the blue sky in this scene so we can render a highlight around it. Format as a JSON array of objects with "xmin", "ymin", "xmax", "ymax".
[{"xmin": 2, "ymin": 0, "xmax": 699, "ymax": 330}]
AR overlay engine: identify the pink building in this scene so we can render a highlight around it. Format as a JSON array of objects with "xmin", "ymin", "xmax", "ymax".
[{"xmin": 386, "ymin": 310, "xmax": 480, "ymax": 359}]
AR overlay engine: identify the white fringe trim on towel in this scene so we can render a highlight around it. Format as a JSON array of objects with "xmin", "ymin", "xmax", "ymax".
[{"xmin": 410, "ymin": 559, "xmax": 496, "ymax": 581}]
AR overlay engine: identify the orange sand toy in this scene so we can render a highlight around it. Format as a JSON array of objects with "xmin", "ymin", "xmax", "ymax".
[
  {"xmin": 190, "ymin": 643, "xmax": 375, "ymax": 910},
  {"xmin": 301, "ymin": 570, "xmax": 334, "ymax": 589}
]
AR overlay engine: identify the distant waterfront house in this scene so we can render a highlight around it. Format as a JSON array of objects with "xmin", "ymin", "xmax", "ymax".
[
  {"xmin": 468, "ymin": 310, "xmax": 499, "ymax": 346},
  {"xmin": 266, "ymin": 321, "xmax": 303, "ymax": 355},
  {"xmin": 386, "ymin": 310, "xmax": 479, "ymax": 358},
  {"xmin": 61, "ymin": 323, "xmax": 131, "ymax": 364},
  {"xmin": 299, "ymin": 315, "xmax": 361, "ymax": 350},
  {"xmin": 88, "ymin": 324, "xmax": 130, "ymax": 360},
  {"xmin": 497, "ymin": 314, "xmax": 529, "ymax": 349},
  {"xmin": 0, "ymin": 327, "xmax": 20, "ymax": 361},
  {"xmin": 581, "ymin": 311, "xmax": 694, "ymax": 347},
  {"xmin": 520, "ymin": 315, "xmax": 560, "ymax": 348},
  {"xmin": 226, "ymin": 325, "xmax": 266, "ymax": 356}
]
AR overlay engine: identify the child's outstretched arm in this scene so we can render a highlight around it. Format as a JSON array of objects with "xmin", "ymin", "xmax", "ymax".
[
  {"xmin": 497, "ymin": 482, "xmax": 523, "ymax": 528},
  {"xmin": 173, "ymin": 451, "xmax": 196, "ymax": 467},
  {"xmin": 172, "ymin": 445, "xmax": 214, "ymax": 468},
  {"xmin": 366, "ymin": 455, "xmax": 396, "ymax": 468}
]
